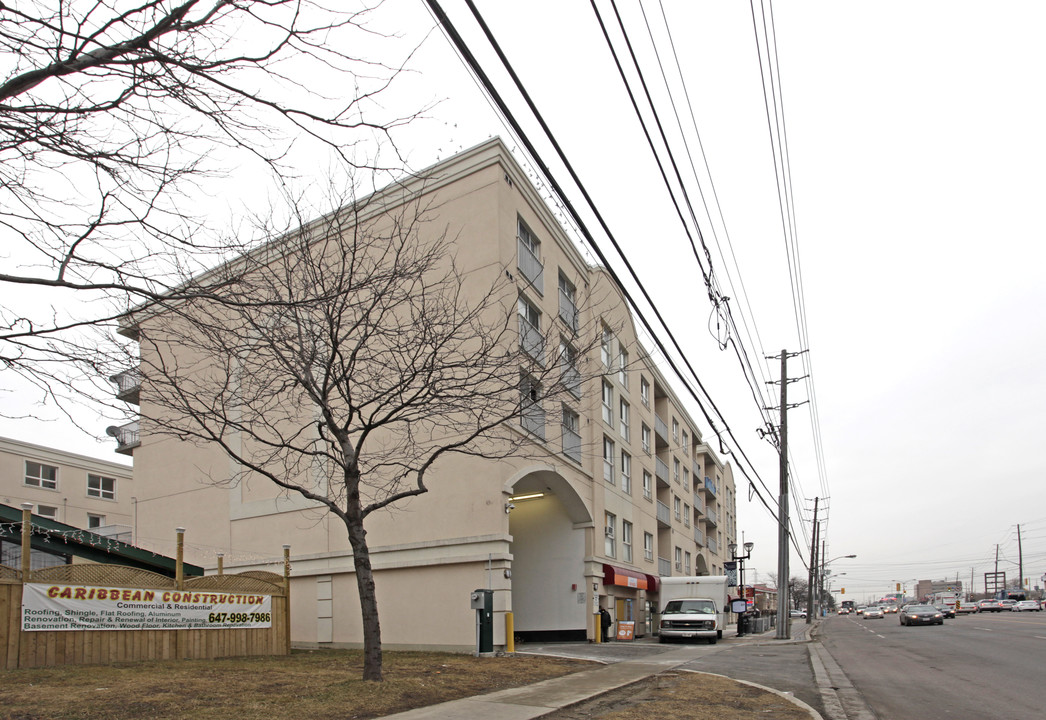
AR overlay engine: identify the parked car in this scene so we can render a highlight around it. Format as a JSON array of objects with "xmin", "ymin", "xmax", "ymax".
[
  {"xmin": 998, "ymin": 599, "xmax": 1017, "ymax": 611},
  {"xmin": 956, "ymin": 602, "xmax": 978, "ymax": 614},
  {"xmin": 977, "ymin": 599, "xmax": 1002, "ymax": 613},
  {"xmin": 1012, "ymin": 600, "xmax": 1041, "ymax": 612},
  {"xmin": 900, "ymin": 604, "xmax": 944, "ymax": 626},
  {"xmin": 934, "ymin": 605, "xmax": 956, "ymax": 619},
  {"xmin": 789, "ymin": 609, "xmax": 807, "ymax": 619},
  {"xmin": 863, "ymin": 606, "xmax": 885, "ymax": 619}
]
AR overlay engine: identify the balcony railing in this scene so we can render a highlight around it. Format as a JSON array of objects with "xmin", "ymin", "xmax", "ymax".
[
  {"xmin": 694, "ymin": 528, "xmax": 705, "ymax": 546},
  {"xmin": 517, "ymin": 237, "xmax": 544, "ymax": 294},
  {"xmin": 693, "ymin": 492, "xmax": 704, "ymax": 515},
  {"xmin": 654, "ymin": 414, "xmax": 668, "ymax": 446},
  {"xmin": 106, "ymin": 420, "xmax": 140, "ymax": 456},
  {"xmin": 705, "ymin": 508, "xmax": 718, "ymax": 527},
  {"xmin": 656, "ymin": 500, "xmax": 671, "ymax": 527},
  {"xmin": 658, "ymin": 556, "xmax": 672, "ymax": 577},
  {"xmin": 704, "ymin": 476, "xmax": 717, "ymax": 497},
  {"xmin": 561, "ymin": 360, "xmax": 581, "ymax": 398},
  {"xmin": 707, "ymin": 538, "xmax": 718, "ymax": 555},
  {"xmin": 655, "ymin": 457, "xmax": 669, "ymax": 485},
  {"xmin": 521, "ymin": 403, "xmax": 545, "ymax": 439},
  {"xmin": 109, "ymin": 368, "xmax": 141, "ymax": 405}
]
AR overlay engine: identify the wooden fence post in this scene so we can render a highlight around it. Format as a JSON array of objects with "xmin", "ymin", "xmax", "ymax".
[{"xmin": 283, "ymin": 545, "xmax": 291, "ymax": 654}]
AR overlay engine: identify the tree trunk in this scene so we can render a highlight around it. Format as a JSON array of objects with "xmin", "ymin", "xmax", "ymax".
[{"xmin": 344, "ymin": 499, "xmax": 383, "ymax": 681}]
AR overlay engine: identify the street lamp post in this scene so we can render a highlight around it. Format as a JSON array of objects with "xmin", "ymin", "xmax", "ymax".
[
  {"xmin": 818, "ymin": 554, "xmax": 856, "ymax": 618},
  {"xmin": 729, "ymin": 541, "xmax": 754, "ymax": 637}
]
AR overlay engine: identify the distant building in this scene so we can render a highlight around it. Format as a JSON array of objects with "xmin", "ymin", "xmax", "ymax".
[
  {"xmin": 108, "ymin": 138, "xmax": 739, "ymax": 651},
  {"xmin": 0, "ymin": 436, "xmax": 134, "ymax": 545}
]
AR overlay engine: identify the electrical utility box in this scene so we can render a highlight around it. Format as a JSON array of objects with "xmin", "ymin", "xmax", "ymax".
[{"xmin": 471, "ymin": 589, "xmax": 493, "ymax": 653}]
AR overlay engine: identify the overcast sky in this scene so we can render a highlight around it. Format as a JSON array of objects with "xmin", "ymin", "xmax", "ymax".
[{"xmin": 5, "ymin": 1, "xmax": 1045, "ymax": 604}]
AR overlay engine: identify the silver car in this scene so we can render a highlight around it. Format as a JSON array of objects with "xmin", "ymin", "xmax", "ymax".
[{"xmin": 863, "ymin": 606, "xmax": 885, "ymax": 619}]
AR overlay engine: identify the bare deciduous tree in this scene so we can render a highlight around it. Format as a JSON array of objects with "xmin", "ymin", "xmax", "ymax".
[
  {"xmin": 131, "ymin": 190, "xmax": 594, "ymax": 681},
  {"xmin": 0, "ymin": 0, "xmax": 424, "ymax": 416}
]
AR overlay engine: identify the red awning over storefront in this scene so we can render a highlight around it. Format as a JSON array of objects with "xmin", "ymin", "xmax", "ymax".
[
  {"xmin": 602, "ymin": 564, "xmax": 648, "ymax": 590},
  {"xmin": 645, "ymin": 574, "xmax": 660, "ymax": 593}
]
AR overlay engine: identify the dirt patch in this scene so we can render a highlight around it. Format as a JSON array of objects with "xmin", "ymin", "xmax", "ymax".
[
  {"xmin": 0, "ymin": 649, "xmax": 591, "ymax": 720},
  {"xmin": 540, "ymin": 671, "xmax": 814, "ymax": 720}
]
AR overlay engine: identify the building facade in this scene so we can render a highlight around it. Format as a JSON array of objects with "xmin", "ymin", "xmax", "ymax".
[
  {"xmin": 0, "ymin": 436, "xmax": 134, "ymax": 552},
  {"xmin": 112, "ymin": 138, "xmax": 738, "ymax": 651}
]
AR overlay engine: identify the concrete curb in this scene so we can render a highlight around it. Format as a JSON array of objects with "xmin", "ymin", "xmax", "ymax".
[{"xmin": 687, "ymin": 669, "xmax": 824, "ymax": 720}]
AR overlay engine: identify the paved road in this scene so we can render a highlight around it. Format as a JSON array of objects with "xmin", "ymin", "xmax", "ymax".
[{"xmin": 819, "ymin": 611, "xmax": 1046, "ymax": 719}]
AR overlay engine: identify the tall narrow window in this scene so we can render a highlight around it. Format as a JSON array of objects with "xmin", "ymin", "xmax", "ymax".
[
  {"xmin": 562, "ymin": 407, "xmax": 581, "ymax": 462},
  {"xmin": 519, "ymin": 374, "xmax": 545, "ymax": 438},
  {"xmin": 618, "ymin": 347, "xmax": 629, "ymax": 388},
  {"xmin": 517, "ymin": 217, "xmax": 543, "ymax": 292},
  {"xmin": 559, "ymin": 338, "xmax": 581, "ymax": 398},
  {"xmin": 673, "ymin": 457, "xmax": 680, "ymax": 484},
  {"xmin": 620, "ymin": 451, "xmax": 631, "ymax": 495},
  {"xmin": 642, "ymin": 470, "xmax": 652, "ymax": 500},
  {"xmin": 641, "ymin": 424, "xmax": 651, "ymax": 454},
  {"xmin": 644, "ymin": 532, "xmax": 654, "ymax": 562},
  {"xmin": 518, "ymin": 295, "xmax": 544, "ymax": 362},
  {"xmin": 603, "ymin": 436, "xmax": 615, "ymax": 484},
  {"xmin": 601, "ymin": 379, "xmax": 613, "ymax": 425},
  {"xmin": 601, "ymin": 325, "xmax": 614, "ymax": 370},
  {"xmin": 684, "ymin": 551, "xmax": 691, "ymax": 575},
  {"xmin": 622, "ymin": 521, "xmax": 633, "ymax": 563},
  {"xmin": 640, "ymin": 376, "xmax": 650, "ymax": 407},
  {"xmin": 619, "ymin": 399, "xmax": 630, "ymax": 441},
  {"xmin": 558, "ymin": 272, "xmax": 578, "ymax": 332},
  {"xmin": 605, "ymin": 512, "xmax": 616, "ymax": 557}
]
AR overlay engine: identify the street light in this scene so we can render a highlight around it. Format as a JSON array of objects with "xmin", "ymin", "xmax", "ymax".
[
  {"xmin": 729, "ymin": 541, "xmax": 755, "ymax": 637},
  {"xmin": 815, "ymin": 554, "xmax": 856, "ymax": 620}
]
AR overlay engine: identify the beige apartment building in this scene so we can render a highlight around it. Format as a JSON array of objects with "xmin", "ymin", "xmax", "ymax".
[
  {"xmin": 110, "ymin": 138, "xmax": 738, "ymax": 651},
  {"xmin": 0, "ymin": 436, "xmax": 135, "ymax": 557}
]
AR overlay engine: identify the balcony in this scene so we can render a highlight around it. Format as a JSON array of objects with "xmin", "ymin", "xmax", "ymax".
[
  {"xmin": 694, "ymin": 528, "xmax": 705, "ymax": 547},
  {"xmin": 658, "ymin": 556, "xmax": 672, "ymax": 577},
  {"xmin": 702, "ymin": 476, "xmax": 717, "ymax": 497},
  {"xmin": 109, "ymin": 368, "xmax": 140, "ymax": 405},
  {"xmin": 705, "ymin": 508, "xmax": 718, "ymax": 527},
  {"xmin": 562, "ymin": 426, "xmax": 581, "ymax": 463},
  {"xmin": 656, "ymin": 500, "xmax": 671, "ymax": 528},
  {"xmin": 106, "ymin": 420, "xmax": 140, "ymax": 456},
  {"xmin": 654, "ymin": 457, "xmax": 670, "ymax": 488},
  {"xmin": 707, "ymin": 538, "xmax": 718, "ymax": 555},
  {"xmin": 561, "ymin": 360, "xmax": 581, "ymax": 399},
  {"xmin": 654, "ymin": 414, "xmax": 669, "ymax": 448},
  {"xmin": 518, "ymin": 315, "xmax": 544, "ymax": 363},
  {"xmin": 693, "ymin": 492, "xmax": 704, "ymax": 515},
  {"xmin": 517, "ymin": 237, "xmax": 544, "ymax": 294}
]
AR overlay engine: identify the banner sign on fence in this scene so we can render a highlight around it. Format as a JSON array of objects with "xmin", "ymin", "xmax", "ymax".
[{"xmin": 21, "ymin": 583, "xmax": 272, "ymax": 632}]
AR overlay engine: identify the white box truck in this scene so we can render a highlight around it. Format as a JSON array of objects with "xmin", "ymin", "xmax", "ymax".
[{"xmin": 657, "ymin": 576, "xmax": 730, "ymax": 644}]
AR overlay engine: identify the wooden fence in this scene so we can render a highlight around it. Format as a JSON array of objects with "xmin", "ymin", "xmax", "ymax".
[{"xmin": 2, "ymin": 510, "xmax": 290, "ymax": 670}]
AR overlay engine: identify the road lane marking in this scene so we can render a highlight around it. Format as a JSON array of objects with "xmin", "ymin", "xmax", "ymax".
[{"xmin": 1034, "ymin": 636, "xmax": 1046, "ymax": 640}]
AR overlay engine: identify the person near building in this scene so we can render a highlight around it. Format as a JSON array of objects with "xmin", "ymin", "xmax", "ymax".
[{"xmin": 599, "ymin": 606, "xmax": 613, "ymax": 642}]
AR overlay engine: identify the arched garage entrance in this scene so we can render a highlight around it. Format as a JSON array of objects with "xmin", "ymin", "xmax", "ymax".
[{"xmin": 505, "ymin": 466, "xmax": 591, "ymax": 642}]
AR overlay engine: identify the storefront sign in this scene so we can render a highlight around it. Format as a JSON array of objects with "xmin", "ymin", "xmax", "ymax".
[
  {"xmin": 616, "ymin": 621, "xmax": 635, "ymax": 641},
  {"xmin": 21, "ymin": 583, "xmax": 272, "ymax": 632}
]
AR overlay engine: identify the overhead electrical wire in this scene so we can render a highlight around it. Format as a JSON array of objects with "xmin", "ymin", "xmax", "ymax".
[{"xmin": 423, "ymin": 0, "xmax": 815, "ymax": 559}]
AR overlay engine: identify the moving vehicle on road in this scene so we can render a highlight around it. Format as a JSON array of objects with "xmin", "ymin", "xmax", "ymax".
[
  {"xmin": 1012, "ymin": 600, "xmax": 1041, "ymax": 612},
  {"xmin": 863, "ymin": 606, "xmax": 885, "ymax": 619},
  {"xmin": 998, "ymin": 599, "xmax": 1017, "ymax": 611},
  {"xmin": 899, "ymin": 605, "xmax": 944, "ymax": 626},
  {"xmin": 934, "ymin": 605, "xmax": 956, "ymax": 619},
  {"xmin": 956, "ymin": 602, "xmax": 978, "ymax": 614},
  {"xmin": 789, "ymin": 609, "xmax": 807, "ymax": 619},
  {"xmin": 837, "ymin": 607, "xmax": 851, "ymax": 615},
  {"xmin": 977, "ymin": 599, "xmax": 1002, "ymax": 612}
]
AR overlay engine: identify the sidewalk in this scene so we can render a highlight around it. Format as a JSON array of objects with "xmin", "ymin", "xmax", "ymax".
[{"xmin": 384, "ymin": 621, "xmax": 818, "ymax": 720}]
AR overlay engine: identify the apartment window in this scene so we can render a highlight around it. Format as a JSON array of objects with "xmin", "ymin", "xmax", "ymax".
[
  {"xmin": 641, "ymin": 424, "xmax": 651, "ymax": 454},
  {"xmin": 674, "ymin": 546, "xmax": 682, "ymax": 572},
  {"xmin": 642, "ymin": 470, "xmax": 652, "ymax": 500},
  {"xmin": 619, "ymin": 399, "xmax": 630, "ymax": 441},
  {"xmin": 683, "ymin": 468, "xmax": 689, "ymax": 492},
  {"xmin": 674, "ymin": 496, "xmax": 681, "ymax": 521},
  {"xmin": 640, "ymin": 376, "xmax": 650, "ymax": 407},
  {"xmin": 559, "ymin": 338, "xmax": 581, "ymax": 398},
  {"xmin": 605, "ymin": 512, "xmax": 616, "ymax": 558},
  {"xmin": 600, "ymin": 325, "xmax": 614, "ymax": 371},
  {"xmin": 517, "ymin": 217, "xmax": 543, "ymax": 292},
  {"xmin": 684, "ymin": 551, "xmax": 692, "ymax": 575},
  {"xmin": 683, "ymin": 503, "xmax": 691, "ymax": 528},
  {"xmin": 562, "ymin": 407, "xmax": 581, "ymax": 462},
  {"xmin": 682, "ymin": 431, "xmax": 689, "ymax": 455},
  {"xmin": 87, "ymin": 474, "xmax": 116, "ymax": 500},
  {"xmin": 644, "ymin": 532, "xmax": 654, "ymax": 562},
  {"xmin": 558, "ymin": 272, "xmax": 578, "ymax": 332},
  {"xmin": 519, "ymin": 373, "xmax": 545, "ymax": 438},
  {"xmin": 622, "ymin": 520, "xmax": 633, "ymax": 563},
  {"xmin": 25, "ymin": 461, "xmax": 58, "ymax": 490},
  {"xmin": 617, "ymin": 347, "xmax": 629, "ymax": 388},
  {"xmin": 518, "ymin": 295, "xmax": 544, "ymax": 361},
  {"xmin": 671, "ymin": 418, "xmax": 679, "ymax": 443},
  {"xmin": 603, "ymin": 436, "xmax": 615, "ymax": 484},
  {"xmin": 87, "ymin": 514, "xmax": 105, "ymax": 529},
  {"xmin": 601, "ymin": 379, "xmax": 613, "ymax": 425},
  {"xmin": 620, "ymin": 451, "xmax": 631, "ymax": 495},
  {"xmin": 36, "ymin": 505, "xmax": 58, "ymax": 521},
  {"xmin": 673, "ymin": 457, "xmax": 680, "ymax": 484}
]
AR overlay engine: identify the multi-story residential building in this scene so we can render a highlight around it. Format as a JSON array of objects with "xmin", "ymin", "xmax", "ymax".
[
  {"xmin": 110, "ymin": 138, "xmax": 737, "ymax": 651},
  {"xmin": 0, "ymin": 436, "xmax": 134, "ymax": 551}
]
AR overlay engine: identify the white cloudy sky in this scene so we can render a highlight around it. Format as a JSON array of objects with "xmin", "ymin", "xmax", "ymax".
[{"xmin": 5, "ymin": 1, "xmax": 1045, "ymax": 603}]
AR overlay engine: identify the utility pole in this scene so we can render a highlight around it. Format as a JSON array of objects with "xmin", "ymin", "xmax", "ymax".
[
  {"xmin": 775, "ymin": 350, "xmax": 790, "ymax": 639},
  {"xmin": 806, "ymin": 498, "xmax": 819, "ymax": 624},
  {"xmin": 1018, "ymin": 524, "xmax": 1024, "ymax": 594}
]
